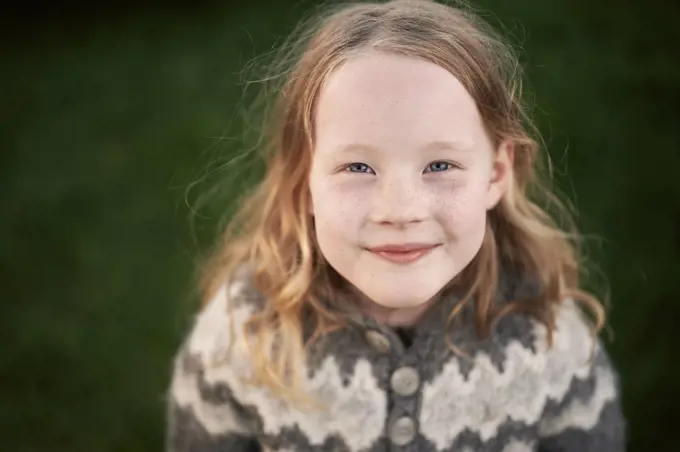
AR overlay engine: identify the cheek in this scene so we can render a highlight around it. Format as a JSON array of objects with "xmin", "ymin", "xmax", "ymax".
[
  {"xmin": 435, "ymin": 178, "xmax": 490, "ymax": 233},
  {"xmin": 314, "ymin": 206, "xmax": 354, "ymax": 238},
  {"xmin": 310, "ymin": 179, "xmax": 368, "ymax": 238}
]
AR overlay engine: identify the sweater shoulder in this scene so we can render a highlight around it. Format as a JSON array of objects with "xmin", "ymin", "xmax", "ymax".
[
  {"xmin": 173, "ymin": 266, "xmax": 263, "ymax": 377},
  {"xmin": 532, "ymin": 299, "xmax": 620, "ymax": 404}
]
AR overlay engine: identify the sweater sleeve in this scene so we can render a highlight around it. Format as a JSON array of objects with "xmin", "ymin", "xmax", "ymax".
[
  {"xmin": 537, "ymin": 304, "xmax": 626, "ymax": 452},
  {"xmin": 165, "ymin": 282, "xmax": 261, "ymax": 452}
]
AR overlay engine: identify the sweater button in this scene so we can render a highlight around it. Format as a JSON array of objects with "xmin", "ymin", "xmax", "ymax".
[
  {"xmin": 389, "ymin": 416, "xmax": 417, "ymax": 446},
  {"xmin": 365, "ymin": 331, "xmax": 390, "ymax": 353},
  {"xmin": 391, "ymin": 366, "xmax": 420, "ymax": 396}
]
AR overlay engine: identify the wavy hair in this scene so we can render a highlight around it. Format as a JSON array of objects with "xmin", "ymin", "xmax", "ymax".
[{"xmin": 199, "ymin": 0, "xmax": 606, "ymax": 405}]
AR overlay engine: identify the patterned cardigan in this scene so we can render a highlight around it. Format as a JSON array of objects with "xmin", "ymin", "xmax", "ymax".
[{"xmin": 166, "ymin": 269, "xmax": 626, "ymax": 452}]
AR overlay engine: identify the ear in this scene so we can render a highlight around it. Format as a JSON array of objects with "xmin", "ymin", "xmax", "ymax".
[{"xmin": 485, "ymin": 140, "xmax": 514, "ymax": 210}]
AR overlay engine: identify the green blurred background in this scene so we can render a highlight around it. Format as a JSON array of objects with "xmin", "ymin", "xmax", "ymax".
[{"xmin": 2, "ymin": 0, "xmax": 679, "ymax": 450}]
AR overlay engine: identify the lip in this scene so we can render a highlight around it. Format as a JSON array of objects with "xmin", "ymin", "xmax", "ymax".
[{"xmin": 368, "ymin": 243, "xmax": 440, "ymax": 264}]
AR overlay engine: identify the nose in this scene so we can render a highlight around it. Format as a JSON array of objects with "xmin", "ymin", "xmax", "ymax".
[{"xmin": 369, "ymin": 175, "xmax": 429, "ymax": 226}]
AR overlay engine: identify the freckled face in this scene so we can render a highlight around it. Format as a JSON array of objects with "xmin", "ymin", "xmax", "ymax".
[{"xmin": 309, "ymin": 52, "xmax": 511, "ymax": 312}]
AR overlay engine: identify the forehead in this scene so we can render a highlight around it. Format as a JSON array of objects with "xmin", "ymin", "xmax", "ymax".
[{"xmin": 314, "ymin": 52, "xmax": 489, "ymax": 153}]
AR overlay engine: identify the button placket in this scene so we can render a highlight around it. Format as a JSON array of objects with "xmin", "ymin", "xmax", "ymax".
[
  {"xmin": 390, "ymin": 366, "xmax": 420, "ymax": 397},
  {"xmin": 365, "ymin": 330, "xmax": 391, "ymax": 353},
  {"xmin": 364, "ymin": 326, "xmax": 422, "ymax": 447},
  {"xmin": 389, "ymin": 415, "xmax": 417, "ymax": 446}
]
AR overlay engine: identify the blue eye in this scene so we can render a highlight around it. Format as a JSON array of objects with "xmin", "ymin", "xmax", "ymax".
[
  {"xmin": 424, "ymin": 161, "xmax": 453, "ymax": 173},
  {"xmin": 346, "ymin": 163, "xmax": 375, "ymax": 174}
]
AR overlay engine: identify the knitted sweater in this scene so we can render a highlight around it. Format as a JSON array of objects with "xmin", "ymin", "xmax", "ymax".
[{"xmin": 166, "ymin": 269, "xmax": 626, "ymax": 452}]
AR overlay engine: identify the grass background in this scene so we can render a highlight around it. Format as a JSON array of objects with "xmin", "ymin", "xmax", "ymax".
[{"xmin": 2, "ymin": 0, "xmax": 679, "ymax": 450}]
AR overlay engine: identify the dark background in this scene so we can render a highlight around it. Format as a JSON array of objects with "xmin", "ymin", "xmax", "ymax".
[{"xmin": 2, "ymin": 0, "xmax": 679, "ymax": 450}]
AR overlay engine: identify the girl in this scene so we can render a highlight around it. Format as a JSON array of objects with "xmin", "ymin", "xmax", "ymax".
[{"xmin": 167, "ymin": 1, "xmax": 625, "ymax": 451}]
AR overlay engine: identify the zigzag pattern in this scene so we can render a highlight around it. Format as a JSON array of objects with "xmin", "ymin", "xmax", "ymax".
[
  {"xmin": 419, "ymin": 301, "xmax": 612, "ymax": 449},
  {"xmin": 170, "ymin": 275, "xmax": 621, "ymax": 451}
]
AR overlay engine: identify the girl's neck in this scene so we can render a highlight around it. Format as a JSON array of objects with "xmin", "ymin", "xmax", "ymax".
[{"xmin": 328, "ymin": 269, "xmax": 457, "ymax": 328}]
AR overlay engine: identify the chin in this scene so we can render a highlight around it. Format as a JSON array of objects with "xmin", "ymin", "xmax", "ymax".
[{"xmin": 360, "ymin": 285, "xmax": 443, "ymax": 309}]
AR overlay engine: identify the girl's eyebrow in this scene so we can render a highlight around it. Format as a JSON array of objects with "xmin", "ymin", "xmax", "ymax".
[
  {"xmin": 422, "ymin": 140, "xmax": 474, "ymax": 153},
  {"xmin": 331, "ymin": 140, "xmax": 474, "ymax": 155},
  {"xmin": 331, "ymin": 143, "xmax": 378, "ymax": 155}
]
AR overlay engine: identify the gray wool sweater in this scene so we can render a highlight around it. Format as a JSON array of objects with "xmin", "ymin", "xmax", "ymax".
[{"xmin": 166, "ymin": 268, "xmax": 626, "ymax": 452}]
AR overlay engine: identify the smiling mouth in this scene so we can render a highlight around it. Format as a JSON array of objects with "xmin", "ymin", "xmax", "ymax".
[{"xmin": 368, "ymin": 243, "xmax": 440, "ymax": 264}]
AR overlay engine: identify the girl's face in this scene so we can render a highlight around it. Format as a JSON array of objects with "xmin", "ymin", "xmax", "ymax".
[{"xmin": 309, "ymin": 52, "xmax": 512, "ymax": 324}]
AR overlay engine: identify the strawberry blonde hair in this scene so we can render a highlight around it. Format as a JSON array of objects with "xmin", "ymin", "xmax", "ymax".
[{"xmin": 199, "ymin": 0, "xmax": 605, "ymax": 404}]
